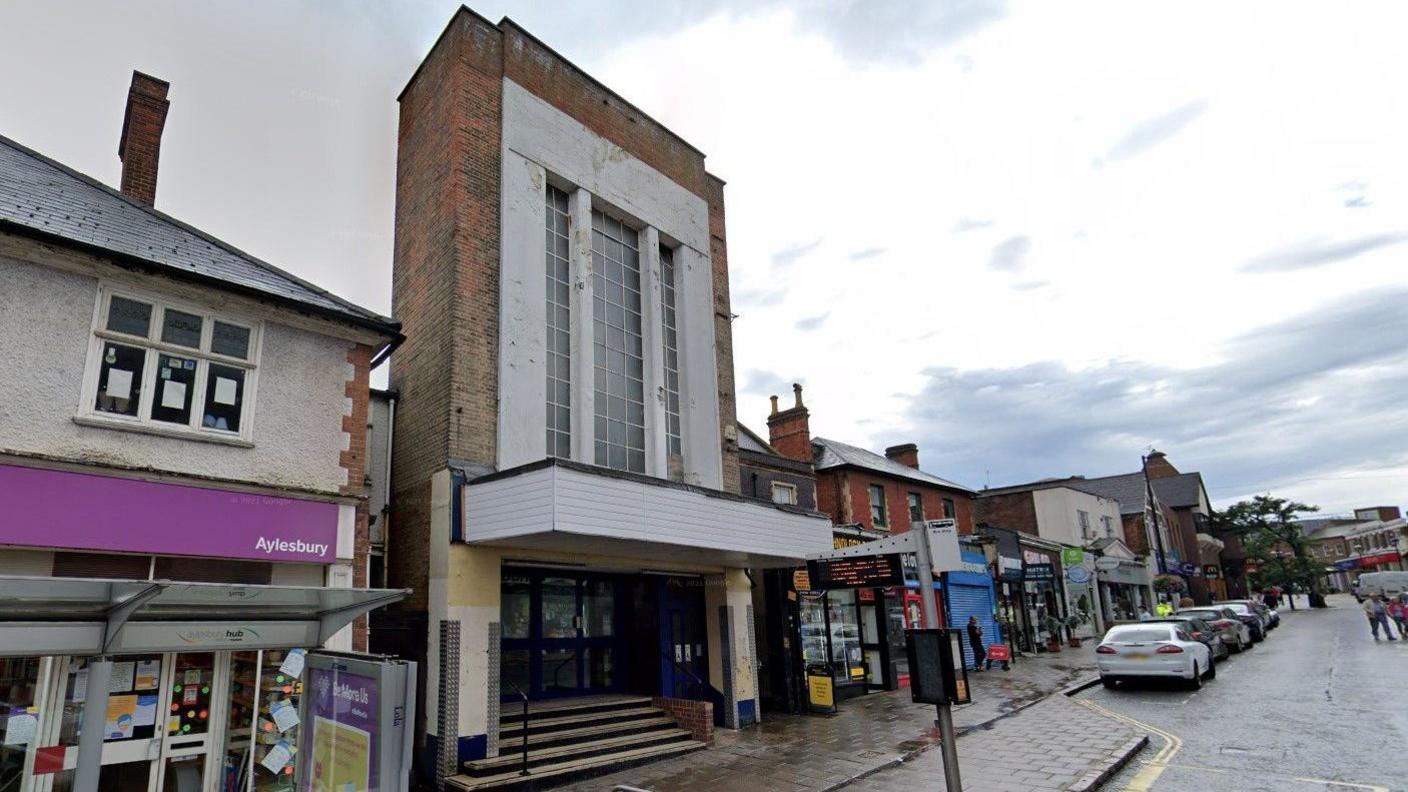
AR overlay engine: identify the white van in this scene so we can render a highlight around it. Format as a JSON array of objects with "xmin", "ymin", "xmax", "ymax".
[{"xmin": 1354, "ymin": 571, "xmax": 1408, "ymax": 599}]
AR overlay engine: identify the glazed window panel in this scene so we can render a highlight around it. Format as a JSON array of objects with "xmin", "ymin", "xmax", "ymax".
[
  {"xmin": 870, "ymin": 484, "xmax": 888, "ymax": 526},
  {"xmin": 545, "ymin": 185, "xmax": 572, "ymax": 458},
  {"xmin": 659, "ymin": 245, "xmax": 682, "ymax": 459},
  {"xmin": 87, "ymin": 290, "xmax": 259, "ymax": 438},
  {"xmin": 591, "ymin": 210, "xmax": 645, "ymax": 473}
]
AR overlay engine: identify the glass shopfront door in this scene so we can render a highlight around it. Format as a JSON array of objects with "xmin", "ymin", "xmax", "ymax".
[{"xmin": 501, "ymin": 570, "xmax": 622, "ymax": 700}]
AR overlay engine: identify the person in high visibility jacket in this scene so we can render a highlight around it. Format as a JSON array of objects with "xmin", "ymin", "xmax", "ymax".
[{"xmin": 1155, "ymin": 601, "xmax": 1174, "ymax": 617}]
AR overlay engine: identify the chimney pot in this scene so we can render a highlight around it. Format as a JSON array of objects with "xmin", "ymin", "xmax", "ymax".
[
  {"xmin": 118, "ymin": 71, "xmax": 171, "ymax": 206},
  {"xmin": 793, "ymin": 382, "xmax": 804, "ymax": 409},
  {"xmin": 769, "ymin": 395, "xmax": 779, "ymax": 415}
]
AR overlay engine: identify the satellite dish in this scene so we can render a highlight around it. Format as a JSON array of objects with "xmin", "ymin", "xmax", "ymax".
[{"xmin": 1094, "ymin": 557, "xmax": 1122, "ymax": 571}]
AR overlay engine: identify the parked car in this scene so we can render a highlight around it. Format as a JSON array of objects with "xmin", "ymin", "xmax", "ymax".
[
  {"xmin": 1147, "ymin": 617, "xmax": 1230, "ymax": 663},
  {"xmin": 1096, "ymin": 623, "xmax": 1214, "ymax": 690},
  {"xmin": 1175, "ymin": 607, "xmax": 1253, "ymax": 653},
  {"xmin": 1218, "ymin": 600, "xmax": 1276, "ymax": 630},
  {"xmin": 1216, "ymin": 602, "xmax": 1266, "ymax": 642}
]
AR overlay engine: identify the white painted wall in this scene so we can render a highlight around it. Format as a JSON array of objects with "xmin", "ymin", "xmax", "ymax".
[
  {"xmin": 0, "ymin": 251, "xmax": 353, "ymax": 494},
  {"xmin": 1032, "ymin": 487, "xmax": 1124, "ymax": 546},
  {"xmin": 497, "ymin": 78, "xmax": 723, "ymax": 489}
]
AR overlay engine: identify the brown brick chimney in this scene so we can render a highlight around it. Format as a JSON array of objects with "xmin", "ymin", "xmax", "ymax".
[
  {"xmin": 1143, "ymin": 450, "xmax": 1179, "ymax": 479},
  {"xmin": 885, "ymin": 443, "xmax": 919, "ymax": 468},
  {"xmin": 767, "ymin": 383, "xmax": 812, "ymax": 463},
  {"xmin": 118, "ymin": 71, "xmax": 170, "ymax": 206}
]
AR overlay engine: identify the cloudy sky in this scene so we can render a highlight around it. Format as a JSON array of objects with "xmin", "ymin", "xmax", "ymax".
[{"xmin": 4, "ymin": 1, "xmax": 1406, "ymax": 514}]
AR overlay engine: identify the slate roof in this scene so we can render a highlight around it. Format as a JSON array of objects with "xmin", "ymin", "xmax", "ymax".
[
  {"xmin": 983, "ymin": 471, "xmax": 1206, "ymax": 516},
  {"xmin": 812, "ymin": 437, "xmax": 974, "ymax": 494},
  {"xmin": 0, "ymin": 133, "xmax": 398, "ymax": 336}
]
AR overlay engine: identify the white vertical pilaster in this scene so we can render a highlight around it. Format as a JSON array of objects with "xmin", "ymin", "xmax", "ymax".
[
  {"xmin": 640, "ymin": 227, "xmax": 668, "ymax": 478},
  {"xmin": 569, "ymin": 188, "xmax": 595, "ymax": 464}
]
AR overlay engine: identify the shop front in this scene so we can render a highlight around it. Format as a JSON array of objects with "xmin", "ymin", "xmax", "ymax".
[
  {"xmin": 944, "ymin": 547, "xmax": 1001, "ymax": 670},
  {"xmin": 980, "ymin": 527, "xmax": 1030, "ymax": 653},
  {"xmin": 1096, "ymin": 559, "xmax": 1154, "ymax": 623},
  {"xmin": 0, "ymin": 577, "xmax": 405, "ymax": 792},
  {"xmin": 1020, "ymin": 543, "xmax": 1065, "ymax": 647}
]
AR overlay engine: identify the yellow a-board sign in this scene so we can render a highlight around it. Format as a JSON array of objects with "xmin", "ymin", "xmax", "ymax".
[{"xmin": 807, "ymin": 671, "xmax": 834, "ymax": 710}]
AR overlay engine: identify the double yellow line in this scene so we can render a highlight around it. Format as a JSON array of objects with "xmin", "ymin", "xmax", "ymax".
[{"xmin": 1077, "ymin": 699, "xmax": 1181, "ymax": 791}]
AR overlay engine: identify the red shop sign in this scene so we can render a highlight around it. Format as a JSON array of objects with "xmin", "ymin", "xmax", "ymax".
[
  {"xmin": 987, "ymin": 645, "xmax": 1011, "ymax": 662},
  {"xmin": 1359, "ymin": 551, "xmax": 1401, "ymax": 567}
]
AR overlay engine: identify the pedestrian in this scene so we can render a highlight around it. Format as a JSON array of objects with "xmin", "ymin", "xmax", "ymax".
[
  {"xmin": 966, "ymin": 616, "xmax": 987, "ymax": 672},
  {"xmin": 1389, "ymin": 597, "xmax": 1407, "ymax": 635},
  {"xmin": 1363, "ymin": 593, "xmax": 1398, "ymax": 641},
  {"xmin": 1137, "ymin": 606, "xmax": 1153, "ymax": 621}
]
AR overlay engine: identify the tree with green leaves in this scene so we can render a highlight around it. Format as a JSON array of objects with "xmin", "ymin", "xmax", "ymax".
[{"xmin": 1212, "ymin": 495, "xmax": 1327, "ymax": 608}]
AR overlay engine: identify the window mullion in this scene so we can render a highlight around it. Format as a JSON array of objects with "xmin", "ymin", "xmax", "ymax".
[{"xmin": 137, "ymin": 348, "xmax": 158, "ymax": 423}]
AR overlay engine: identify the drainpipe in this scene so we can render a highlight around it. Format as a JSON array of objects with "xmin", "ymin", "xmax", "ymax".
[{"xmin": 381, "ymin": 394, "xmax": 396, "ymax": 583}]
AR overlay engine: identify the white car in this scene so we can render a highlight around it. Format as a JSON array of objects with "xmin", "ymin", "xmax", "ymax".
[{"xmin": 1096, "ymin": 623, "xmax": 1214, "ymax": 690}]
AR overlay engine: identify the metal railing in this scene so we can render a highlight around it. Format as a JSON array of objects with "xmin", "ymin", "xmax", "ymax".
[
  {"xmin": 660, "ymin": 650, "xmax": 707, "ymax": 700},
  {"xmin": 503, "ymin": 680, "xmax": 530, "ymax": 777}
]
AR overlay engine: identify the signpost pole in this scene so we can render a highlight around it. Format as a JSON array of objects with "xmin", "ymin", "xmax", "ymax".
[{"xmin": 914, "ymin": 525, "xmax": 962, "ymax": 792}]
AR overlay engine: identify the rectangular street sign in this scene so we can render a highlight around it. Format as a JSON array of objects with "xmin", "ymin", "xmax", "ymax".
[
  {"xmin": 925, "ymin": 519, "xmax": 963, "ymax": 572},
  {"xmin": 905, "ymin": 628, "xmax": 970, "ymax": 706},
  {"xmin": 807, "ymin": 554, "xmax": 905, "ymax": 589}
]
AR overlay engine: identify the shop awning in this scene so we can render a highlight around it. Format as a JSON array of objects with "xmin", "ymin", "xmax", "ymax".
[{"xmin": 0, "ymin": 575, "xmax": 408, "ymax": 657}]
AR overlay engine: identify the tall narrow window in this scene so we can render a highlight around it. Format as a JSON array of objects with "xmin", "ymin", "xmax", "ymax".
[
  {"xmin": 659, "ymin": 245, "xmax": 682, "ymax": 459},
  {"xmin": 870, "ymin": 484, "xmax": 888, "ymax": 527},
  {"xmin": 592, "ymin": 210, "xmax": 646, "ymax": 473},
  {"xmin": 545, "ymin": 186, "xmax": 572, "ymax": 459}
]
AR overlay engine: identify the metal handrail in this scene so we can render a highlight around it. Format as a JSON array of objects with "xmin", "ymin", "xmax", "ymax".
[
  {"xmin": 549, "ymin": 653, "xmax": 575, "ymax": 691},
  {"xmin": 503, "ymin": 680, "xmax": 530, "ymax": 777},
  {"xmin": 660, "ymin": 650, "xmax": 706, "ymax": 699}
]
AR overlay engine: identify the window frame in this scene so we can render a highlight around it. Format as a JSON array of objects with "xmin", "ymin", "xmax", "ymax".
[
  {"xmin": 78, "ymin": 285, "xmax": 262, "ymax": 444},
  {"xmin": 590, "ymin": 208, "xmax": 647, "ymax": 474},
  {"xmin": 1078, "ymin": 509, "xmax": 1092, "ymax": 539},
  {"xmin": 870, "ymin": 484, "xmax": 889, "ymax": 527},
  {"xmin": 771, "ymin": 482, "xmax": 798, "ymax": 506},
  {"xmin": 907, "ymin": 492, "xmax": 924, "ymax": 523},
  {"xmin": 941, "ymin": 498, "xmax": 956, "ymax": 520}
]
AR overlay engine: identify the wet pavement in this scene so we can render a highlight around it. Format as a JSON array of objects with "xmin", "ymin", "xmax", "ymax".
[
  {"xmin": 560, "ymin": 644, "xmax": 1109, "ymax": 791},
  {"xmin": 1091, "ymin": 594, "xmax": 1407, "ymax": 792}
]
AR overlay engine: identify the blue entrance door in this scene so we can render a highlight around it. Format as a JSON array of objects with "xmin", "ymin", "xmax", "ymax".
[
  {"xmin": 659, "ymin": 577, "xmax": 708, "ymax": 698},
  {"xmin": 502, "ymin": 569, "xmax": 621, "ymax": 700}
]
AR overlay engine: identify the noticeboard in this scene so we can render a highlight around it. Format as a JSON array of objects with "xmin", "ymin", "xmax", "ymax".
[
  {"xmin": 905, "ymin": 629, "xmax": 970, "ymax": 706},
  {"xmin": 807, "ymin": 555, "xmax": 905, "ymax": 590}
]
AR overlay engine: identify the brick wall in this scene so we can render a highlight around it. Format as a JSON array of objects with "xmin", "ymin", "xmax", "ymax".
[
  {"xmin": 706, "ymin": 174, "xmax": 740, "ymax": 494},
  {"xmin": 974, "ymin": 491, "xmax": 1039, "ymax": 536},
  {"xmin": 652, "ymin": 697, "xmax": 714, "ymax": 746},
  {"xmin": 389, "ymin": 10, "xmax": 504, "ymax": 605},
  {"xmin": 817, "ymin": 467, "xmax": 976, "ymax": 535},
  {"xmin": 1120, "ymin": 513, "xmax": 1150, "ymax": 555},
  {"xmin": 339, "ymin": 343, "xmax": 375, "ymax": 651},
  {"xmin": 738, "ymin": 453, "xmax": 817, "ymax": 510}
]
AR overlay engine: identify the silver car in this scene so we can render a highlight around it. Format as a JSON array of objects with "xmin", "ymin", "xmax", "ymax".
[{"xmin": 1176, "ymin": 607, "xmax": 1253, "ymax": 653}]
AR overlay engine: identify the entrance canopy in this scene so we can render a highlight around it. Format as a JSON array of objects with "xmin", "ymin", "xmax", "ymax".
[{"xmin": 0, "ymin": 575, "xmax": 408, "ymax": 657}]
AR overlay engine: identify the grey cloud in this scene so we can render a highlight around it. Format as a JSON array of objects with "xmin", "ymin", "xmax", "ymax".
[
  {"xmin": 739, "ymin": 368, "xmax": 803, "ymax": 406},
  {"xmin": 954, "ymin": 217, "xmax": 993, "ymax": 232},
  {"xmin": 516, "ymin": 0, "xmax": 1004, "ymax": 65},
  {"xmin": 797, "ymin": 0, "xmax": 1007, "ymax": 65},
  {"xmin": 772, "ymin": 237, "xmax": 822, "ymax": 270},
  {"xmin": 989, "ymin": 235, "xmax": 1030, "ymax": 272},
  {"xmin": 795, "ymin": 312, "xmax": 829, "ymax": 332},
  {"xmin": 1241, "ymin": 232, "xmax": 1408, "ymax": 273},
  {"xmin": 849, "ymin": 247, "xmax": 885, "ymax": 260},
  {"xmin": 1100, "ymin": 99, "xmax": 1209, "ymax": 164},
  {"xmin": 893, "ymin": 288, "xmax": 1408, "ymax": 507},
  {"xmin": 733, "ymin": 286, "xmax": 786, "ymax": 307},
  {"xmin": 1011, "ymin": 280, "xmax": 1049, "ymax": 291}
]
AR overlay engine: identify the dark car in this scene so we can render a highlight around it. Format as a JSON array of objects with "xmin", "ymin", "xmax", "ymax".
[
  {"xmin": 1214, "ymin": 602, "xmax": 1266, "ymax": 642},
  {"xmin": 1176, "ymin": 607, "xmax": 1253, "ymax": 653},
  {"xmin": 1147, "ymin": 617, "xmax": 1230, "ymax": 663}
]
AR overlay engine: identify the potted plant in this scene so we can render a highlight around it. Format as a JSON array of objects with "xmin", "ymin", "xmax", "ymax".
[
  {"xmin": 1042, "ymin": 615, "xmax": 1064, "ymax": 652},
  {"xmin": 1064, "ymin": 614, "xmax": 1083, "ymax": 648}
]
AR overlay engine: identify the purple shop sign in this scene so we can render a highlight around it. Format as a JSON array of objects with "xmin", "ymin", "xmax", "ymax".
[{"xmin": 2, "ymin": 464, "xmax": 338, "ymax": 563}]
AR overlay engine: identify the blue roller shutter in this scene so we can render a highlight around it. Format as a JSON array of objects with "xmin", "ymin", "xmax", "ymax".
[{"xmin": 947, "ymin": 583, "xmax": 1000, "ymax": 667}]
